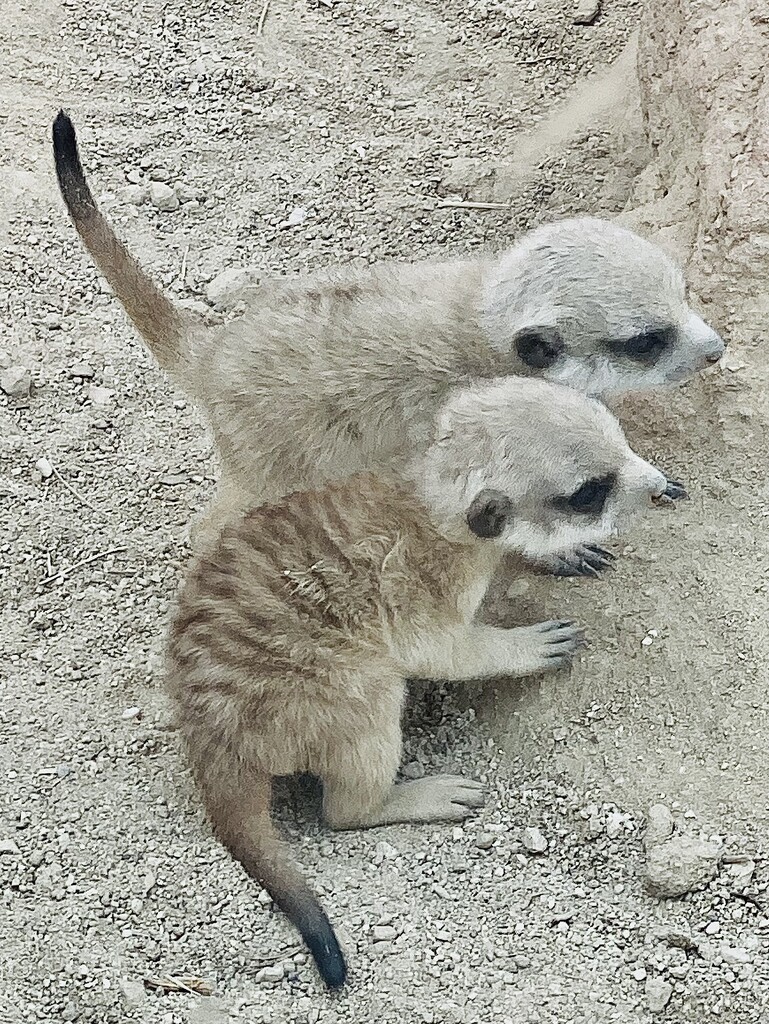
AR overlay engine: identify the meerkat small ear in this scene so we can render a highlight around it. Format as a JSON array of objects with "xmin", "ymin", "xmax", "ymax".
[
  {"xmin": 466, "ymin": 489, "xmax": 514, "ymax": 539},
  {"xmin": 514, "ymin": 327, "xmax": 564, "ymax": 369}
]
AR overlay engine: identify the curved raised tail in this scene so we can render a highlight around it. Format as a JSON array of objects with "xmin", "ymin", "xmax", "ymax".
[
  {"xmin": 52, "ymin": 110, "xmax": 187, "ymax": 373},
  {"xmin": 200, "ymin": 762, "xmax": 347, "ymax": 990}
]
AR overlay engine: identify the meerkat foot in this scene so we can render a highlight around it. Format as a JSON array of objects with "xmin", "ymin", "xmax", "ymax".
[
  {"xmin": 324, "ymin": 775, "xmax": 486, "ymax": 829},
  {"xmin": 546, "ymin": 545, "xmax": 616, "ymax": 578},
  {"xmin": 507, "ymin": 620, "xmax": 586, "ymax": 673},
  {"xmin": 375, "ymin": 776, "xmax": 487, "ymax": 825}
]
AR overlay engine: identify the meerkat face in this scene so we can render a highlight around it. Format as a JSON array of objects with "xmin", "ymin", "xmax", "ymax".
[
  {"xmin": 483, "ymin": 217, "xmax": 725, "ymax": 398},
  {"xmin": 417, "ymin": 377, "xmax": 667, "ymax": 560}
]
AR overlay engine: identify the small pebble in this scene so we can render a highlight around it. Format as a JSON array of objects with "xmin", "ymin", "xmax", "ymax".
[
  {"xmin": 372, "ymin": 925, "xmax": 397, "ymax": 943},
  {"xmin": 645, "ymin": 977, "xmax": 673, "ymax": 1013},
  {"xmin": 475, "ymin": 833, "xmax": 495, "ymax": 850},
  {"xmin": 122, "ymin": 706, "xmax": 142, "ymax": 720},
  {"xmin": 280, "ymin": 206, "xmax": 307, "ymax": 229},
  {"xmin": 522, "ymin": 826, "xmax": 548, "ymax": 854},
  {"xmin": 88, "ymin": 384, "xmax": 116, "ymax": 406},
  {"xmin": 205, "ymin": 267, "xmax": 260, "ymax": 305},
  {"xmin": 0, "ymin": 839, "xmax": 21, "ymax": 855},
  {"xmin": 35, "ymin": 458, "xmax": 53, "ymax": 478},
  {"xmin": 149, "ymin": 182, "xmax": 179, "ymax": 212},
  {"xmin": 120, "ymin": 184, "xmax": 147, "ymax": 206},
  {"xmin": 572, "ymin": 0, "xmax": 601, "ymax": 24},
  {"xmin": 119, "ymin": 979, "xmax": 146, "ymax": 1007},
  {"xmin": 254, "ymin": 964, "xmax": 285, "ymax": 983},
  {"xmin": 720, "ymin": 945, "xmax": 752, "ymax": 965},
  {"xmin": 727, "ymin": 858, "xmax": 755, "ymax": 890},
  {"xmin": 0, "ymin": 366, "xmax": 31, "ymax": 397},
  {"xmin": 68, "ymin": 361, "xmax": 96, "ymax": 380},
  {"xmin": 704, "ymin": 921, "xmax": 721, "ymax": 936},
  {"xmin": 644, "ymin": 804, "xmax": 674, "ymax": 849},
  {"xmin": 644, "ymin": 836, "xmax": 721, "ymax": 898}
]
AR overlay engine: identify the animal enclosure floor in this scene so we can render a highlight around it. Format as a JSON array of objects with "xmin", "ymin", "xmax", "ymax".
[{"xmin": 1, "ymin": 1, "xmax": 767, "ymax": 1021}]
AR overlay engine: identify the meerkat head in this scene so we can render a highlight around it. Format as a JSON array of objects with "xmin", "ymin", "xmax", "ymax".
[
  {"xmin": 482, "ymin": 217, "xmax": 724, "ymax": 397},
  {"xmin": 415, "ymin": 377, "xmax": 667, "ymax": 560}
]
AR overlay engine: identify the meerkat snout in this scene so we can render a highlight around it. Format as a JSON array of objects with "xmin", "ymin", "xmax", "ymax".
[{"xmin": 684, "ymin": 312, "xmax": 725, "ymax": 365}]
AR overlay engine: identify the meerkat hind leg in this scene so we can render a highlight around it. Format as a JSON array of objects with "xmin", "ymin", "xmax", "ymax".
[
  {"xmin": 319, "ymin": 692, "xmax": 485, "ymax": 830},
  {"xmin": 324, "ymin": 774, "xmax": 486, "ymax": 830}
]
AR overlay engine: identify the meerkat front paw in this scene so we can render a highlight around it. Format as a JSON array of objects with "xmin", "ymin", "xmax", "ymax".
[
  {"xmin": 506, "ymin": 620, "xmax": 586, "ymax": 674},
  {"xmin": 546, "ymin": 545, "xmax": 616, "ymax": 578},
  {"xmin": 382, "ymin": 776, "xmax": 486, "ymax": 824}
]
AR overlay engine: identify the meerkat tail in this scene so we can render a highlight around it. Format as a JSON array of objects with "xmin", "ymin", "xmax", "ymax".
[
  {"xmin": 51, "ymin": 110, "xmax": 186, "ymax": 373},
  {"xmin": 205, "ymin": 768, "xmax": 347, "ymax": 990}
]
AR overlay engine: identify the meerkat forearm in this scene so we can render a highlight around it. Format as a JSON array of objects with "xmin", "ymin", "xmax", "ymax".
[{"xmin": 397, "ymin": 620, "xmax": 584, "ymax": 681}]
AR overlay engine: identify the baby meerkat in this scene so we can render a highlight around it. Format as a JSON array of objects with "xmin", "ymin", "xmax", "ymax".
[
  {"xmin": 166, "ymin": 376, "xmax": 668, "ymax": 989},
  {"xmin": 52, "ymin": 112, "xmax": 722, "ymax": 562}
]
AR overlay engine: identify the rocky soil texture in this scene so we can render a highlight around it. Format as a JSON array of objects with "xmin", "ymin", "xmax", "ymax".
[{"xmin": 1, "ymin": 1, "xmax": 767, "ymax": 1022}]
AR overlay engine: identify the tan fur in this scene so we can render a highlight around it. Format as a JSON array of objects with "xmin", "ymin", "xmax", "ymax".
[
  {"xmin": 165, "ymin": 377, "xmax": 667, "ymax": 987},
  {"xmin": 52, "ymin": 113, "xmax": 725, "ymax": 551}
]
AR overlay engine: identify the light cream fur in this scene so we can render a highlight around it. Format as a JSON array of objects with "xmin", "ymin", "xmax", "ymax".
[
  {"xmin": 166, "ymin": 377, "xmax": 667, "ymax": 986},
  {"xmin": 52, "ymin": 113, "xmax": 724, "ymax": 553}
]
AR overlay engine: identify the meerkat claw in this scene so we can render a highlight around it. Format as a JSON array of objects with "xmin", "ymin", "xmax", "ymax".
[
  {"xmin": 661, "ymin": 477, "xmax": 689, "ymax": 501},
  {"xmin": 549, "ymin": 545, "xmax": 616, "ymax": 578}
]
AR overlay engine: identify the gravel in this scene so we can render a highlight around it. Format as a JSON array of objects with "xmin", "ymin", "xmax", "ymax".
[{"xmin": 2, "ymin": 0, "xmax": 769, "ymax": 1021}]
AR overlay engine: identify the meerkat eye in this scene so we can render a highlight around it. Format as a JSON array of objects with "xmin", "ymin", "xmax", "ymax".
[
  {"xmin": 554, "ymin": 473, "xmax": 617, "ymax": 516},
  {"xmin": 514, "ymin": 328, "xmax": 564, "ymax": 369},
  {"xmin": 608, "ymin": 327, "xmax": 674, "ymax": 364}
]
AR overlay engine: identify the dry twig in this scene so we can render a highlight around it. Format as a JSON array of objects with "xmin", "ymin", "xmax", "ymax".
[
  {"xmin": 143, "ymin": 974, "xmax": 215, "ymax": 996},
  {"xmin": 257, "ymin": 0, "xmax": 270, "ymax": 36},
  {"xmin": 436, "ymin": 199, "xmax": 512, "ymax": 211},
  {"xmin": 521, "ymin": 53, "xmax": 559, "ymax": 65},
  {"xmin": 178, "ymin": 244, "xmax": 189, "ymax": 284},
  {"xmin": 41, "ymin": 547, "xmax": 129, "ymax": 587},
  {"xmin": 49, "ymin": 460, "xmax": 107, "ymax": 518}
]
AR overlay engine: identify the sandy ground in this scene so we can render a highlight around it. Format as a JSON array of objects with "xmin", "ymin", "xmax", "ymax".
[{"xmin": 1, "ymin": 1, "xmax": 767, "ymax": 1022}]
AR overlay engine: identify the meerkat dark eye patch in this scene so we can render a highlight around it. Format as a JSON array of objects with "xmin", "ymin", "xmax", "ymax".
[
  {"xmin": 514, "ymin": 328, "xmax": 565, "ymax": 369},
  {"xmin": 466, "ymin": 489, "xmax": 514, "ymax": 539},
  {"xmin": 553, "ymin": 473, "xmax": 617, "ymax": 517},
  {"xmin": 607, "ymin": 327, "xmax": 674, "ymax": 364}
]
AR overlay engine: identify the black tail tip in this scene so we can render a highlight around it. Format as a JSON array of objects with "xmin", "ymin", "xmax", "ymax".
[
  {"xmin": 306, "ymin": 931, "xmax": 347, "ymax": 990},
  {"xmin": 319, "ymin": 954, "xmax": 347, "ymax": 991},
  {"xmin": 52, "ymin": 110, "xmax": 78, "ymax": 165}
]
